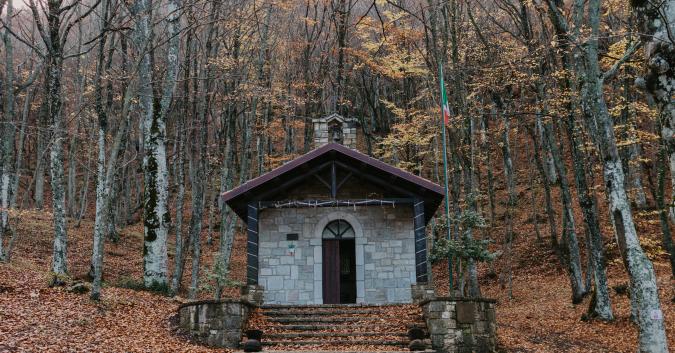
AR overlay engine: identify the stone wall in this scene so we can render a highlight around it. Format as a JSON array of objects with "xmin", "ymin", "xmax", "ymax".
[
  {"xmin": 258, "ymin": 204, "xmax": 417, "ymax": 304},
  {"xmin": 312, "ymin": 114, "xmax": 357, "ymax": 149},
  {"xmin": 421, "ymin": 298, "xmax": 497, "ymax": 353},
  {"xmin": 178, "ymin": 300, "xmax": 251, "ymax": 348}
]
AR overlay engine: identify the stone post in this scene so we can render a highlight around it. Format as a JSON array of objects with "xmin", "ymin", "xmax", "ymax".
[
  {"xmin": 178, "ymin": 299, "xmax": 252, "ymax": 348},
  {"xmin": 241, "ymin": 284, "xmax": 265, "ymax": 306},
  {"xmin": 420, "ymin": 297, "xmax": 497, "ymax": 353},
  {"xmin": 411, "ymin": 283, "xmax": 436, "ymax": 304}
]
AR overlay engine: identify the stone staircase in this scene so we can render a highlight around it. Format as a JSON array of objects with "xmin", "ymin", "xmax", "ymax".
[{"xmin": 243, "ymin": 304, "xmax": 434, "ymax": 352}]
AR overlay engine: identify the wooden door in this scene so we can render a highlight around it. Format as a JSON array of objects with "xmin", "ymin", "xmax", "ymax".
[{"xmin": 322, "ymin": 239, "xmax": 341, "ymax": 304}]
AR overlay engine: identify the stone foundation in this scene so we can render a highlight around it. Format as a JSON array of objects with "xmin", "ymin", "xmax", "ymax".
[
  {"xmin": 178, "ymin": 299, "xmax": 251, "ymax": 348},
  {"xmin": 421, "ymin": 297, "xmax": 497, "ymax": 353}
]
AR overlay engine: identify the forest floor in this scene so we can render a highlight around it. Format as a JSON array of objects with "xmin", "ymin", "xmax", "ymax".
[{"xmin": 0, "ymin": 204, "xmax": 674, "ymax": 352}]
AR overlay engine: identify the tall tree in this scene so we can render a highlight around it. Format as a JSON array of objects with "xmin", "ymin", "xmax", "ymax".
[
  {"xmin": 0, "ymin": 0, "xmax": 15, "ymax": 261},
  {"xmin": 632, "ymin": 0, "xmax": 675, "ymax": 221},
  {"xmin": 188, "ymin": 0, "xmax": 220, "ymax": 299},
  {"xmin": 132, "ymin": 0, "xmax": 180, "ymax": 288},
  {"xmin": 572, "ymin": 0, "xmax": 669, "ymax": 347},
  {"xmin": 26, "ymin": 0, "xmax": 99, "ymax": 284}
]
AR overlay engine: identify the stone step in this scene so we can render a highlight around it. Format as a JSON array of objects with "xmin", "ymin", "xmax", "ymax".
[
  {"xmin": 263, "ymin": 309, "xmax": 387, "ymax": 316},
  {"xmin": 266, "ymin": 332, "xmax": 408, "ymax": 338},
  {"xmin": 234, "ymin": 347, "xmax": 437, "ymax": 353},
  {"xmin": 274, "ymin": 323, "xmax": 426, "ymax": 331},
  {"xmin": 269, "ymin": 316, "xmax": 405, "ymax": 324},
  {"xmin": 261, "ymin": 303, "xmax": 411, "ymax": 309},
  {"xmin": 252, "ymin": 304, "xmax": 430, "ymax": 352},
  {"xmin": 262, "ymin": 339, "xmax": 409, "ymax": 346}
]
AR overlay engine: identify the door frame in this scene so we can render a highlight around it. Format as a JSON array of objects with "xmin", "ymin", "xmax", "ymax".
[
  {"xmin": 322, "ymin": 238, "xmax": 357, "ymax": 304},
  {"xmin": 313, "ymin": 212, "xmax": 365, "ymax": 304}
]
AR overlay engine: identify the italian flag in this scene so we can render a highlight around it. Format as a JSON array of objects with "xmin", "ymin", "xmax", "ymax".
[{"xmin": 439, "ymin": 67, "xmax": 451, "ymax": 126}]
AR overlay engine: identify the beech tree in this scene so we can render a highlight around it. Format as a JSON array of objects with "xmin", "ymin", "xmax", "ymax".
[
  {"xmin": 575, "ymin": 0, "xmax": 669, "ymax": 348},
  {"xmin": 14, "ymin": 0, "xmax": 99, "ymax": 284},
  {"xmin": 131, "ymin": 0, "xmax": 180, "ymax": 288}
]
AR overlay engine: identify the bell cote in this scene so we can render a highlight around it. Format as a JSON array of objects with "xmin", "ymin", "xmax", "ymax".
[{"xmin": 312, "ymin": 113, "xmax": 358, "ymax": 149}]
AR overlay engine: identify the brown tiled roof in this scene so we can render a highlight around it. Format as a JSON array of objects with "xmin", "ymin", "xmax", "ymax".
[{"xmin": 222, "ymin": 143, "xmax": 445, "ymax": 224}]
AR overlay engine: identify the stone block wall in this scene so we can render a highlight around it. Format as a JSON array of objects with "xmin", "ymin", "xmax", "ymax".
[
  {"xmin": 258, "ymin": 205, "xmax": 417, "ymax": 304},
  {"xmin": 312, "ymin": 115, "xmax": 357, "ymax": 149},
  {"xmin": 178, "ymin": 300, "xmax": 251, "ymax": 348},
  {"xmin": 411, "ymin": 283, "xmax": 437, "ymax": 304},
  {"xmin": 421, "ymin": 298, "xmax": 497, "ymax": 353},
  {"xmin": 313, "ymin": 123, "xmax": 357, "ymax": 149}
]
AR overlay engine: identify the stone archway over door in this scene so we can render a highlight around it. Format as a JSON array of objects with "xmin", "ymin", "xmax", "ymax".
[{"xmin": 313, "ymin": 212, "xmax": 365, "ymax": 304}]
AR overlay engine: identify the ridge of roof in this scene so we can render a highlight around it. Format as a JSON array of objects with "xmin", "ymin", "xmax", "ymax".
[{"xmin": 221, "ymin": 143, "xmax": 444, "ymax": 202}]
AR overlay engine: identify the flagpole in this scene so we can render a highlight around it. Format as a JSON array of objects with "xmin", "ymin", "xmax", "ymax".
[{"xmin": 438, "ymin": 64, "xmax": 454, "ymax": 293}]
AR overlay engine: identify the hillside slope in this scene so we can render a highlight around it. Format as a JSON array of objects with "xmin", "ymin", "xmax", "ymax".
[{"xmin": 0, "ymin": 203, "xmax": 673, "ymax": 352}]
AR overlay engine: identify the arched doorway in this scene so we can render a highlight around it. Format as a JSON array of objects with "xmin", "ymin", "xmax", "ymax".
[{"xmin": 322, "ymin": 220, "xmax": 356, "ymax": 304}]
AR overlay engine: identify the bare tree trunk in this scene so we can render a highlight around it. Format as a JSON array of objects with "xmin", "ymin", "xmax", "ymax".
[
  {"xmin": 91, "ymin": 124, "xmax": 107, "ymax": 297},
  {"xmin": 632, "ymin": 0, "xmax": 675, "ymax": 221},
  {"xmin": 562, "ymin": 109, "xmax": 612, "ymax": 319},
  {"xmin": 66, "ymin": 15, "xmax": 84, "ymax": 218},
  {"xmin": 541, "ymin": 119, "xmax": 587, "ymax": 303},
  {"xmin": 46, "ymin": 66, "xmax": 67, "ymax": 278},
  {"xmin": 480, "ymin": 115, "xmax": 496, "ymax": 227},
  {"xmin": 526, "ymin": 144, "xmax": 542, "ymax": 243},
  {"xmin": 579, "ymin": 0, "xmax": 668, "ymax": 347},
  {"xmin": 90, "ymin": 34, "xmax": 129, "ymax": 297},
  {"xmin": 461, "ymin": 114, "xmax": 480, "ymax": 297},
  {"xmin": 215, "ymin": 104, "xmax": 237, "ymax": 299},
  {"xmin": 527, "ymin": 120, "xmax": 558, "ymax": 252},
  {"xmin": 11, "ymin": 84, "xmax": 34, "ymax": 209},
  {"xmin": 90, "ymin": 0, "xmax": 112, "ymax": 300},
  {"xmin": 133, "ymin": 0, "xmax": 177, "ymax": 288},
  {"xmin": 27, "ymin": 0, "xmax": 72, "ymax": 284},
  {"xmin": 170, "ymin": 115, "xmax": 187, "ymax": 294},
  {"xmin": 187, "ymin": 79, "xmax": 206, "ymax": 300},
  {"xmin": 462, "ymin": 161, "xmax": 480, "ymax": 297},
  {"xmin": 499, "ymin": 107, "xmax": 515, "ymax": 300},
  {"xmin": 76, "ymin": 147, "xmax": 93, "ymax": 226},
  {"xmin": 0, "ymin": 0, "xmax": 16, "ymax": 259},
  {"xmin": 655, "ymin": 116, "xmax": 675, "ymax": 279},
  {"xmin": 188, "ymin": 0, "xmax": 220, "ymax": 300},
  {"xmin": 34, "ymin": 111, "xmax": 46, "ymax": 209},
  {"xmin": 170, "ymin": 29, "xmax": 192, "ymax": 295}
]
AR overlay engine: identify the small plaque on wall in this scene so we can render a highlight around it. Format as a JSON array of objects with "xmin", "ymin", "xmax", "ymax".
[{"xmin": 286, "ymin": 233, "xmax": 299, "ymax": 241}]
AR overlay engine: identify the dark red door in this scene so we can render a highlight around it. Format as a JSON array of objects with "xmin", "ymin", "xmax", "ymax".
[{"xmin": 322, "ymin": 239, "xmax": 340, "ymax": 304}]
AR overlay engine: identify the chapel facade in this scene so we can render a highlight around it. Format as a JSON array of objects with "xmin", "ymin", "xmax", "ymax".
[{"xmin": 222, "ymin": 114, "xmax": 444, "ymax": 305}]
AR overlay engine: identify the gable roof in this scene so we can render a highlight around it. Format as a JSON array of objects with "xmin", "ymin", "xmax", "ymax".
[
  {"xmin": 311, "ymin": 113, "xmax": 356, "ymax": 124},
  {"xmin": 222, "ymin": 143, "xmax": 445, "ymax": 224}
]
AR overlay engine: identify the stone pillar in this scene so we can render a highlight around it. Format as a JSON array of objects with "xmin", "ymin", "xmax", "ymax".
[
  {"xmin": 421, "ymin": 298, "xmax": 497, "ymax": 353},
  {"xmin": 411, "ymin": 283, "xmax": 436, "ymax": 304},
  {"xmin": 241, "ymin": 284, "xmax": 265, "ymax": 306},
  {"xmin": 312, "ymin": 114, "xmax": 358, "ymax": 150},
  {"xmin": 342, "ymin": 125, "xmax": 357, "ymax": 149},
  {"xmin": 313, "ymin": 121, "xmax": 329, "ymax": 147},
  {"xmin": 178, "ymin": 299, "xmax": 252, "ymax": 348}
]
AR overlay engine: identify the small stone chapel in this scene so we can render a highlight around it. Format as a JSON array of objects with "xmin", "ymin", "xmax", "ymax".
[{"xmin": 222, "ymin": 113, "xmax": 445, "ymax": 305}]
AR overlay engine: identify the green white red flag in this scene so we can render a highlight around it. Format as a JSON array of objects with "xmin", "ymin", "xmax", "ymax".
[{"xmin": 439, "ymin": 67, "xmax": 450, "ymax": 126}]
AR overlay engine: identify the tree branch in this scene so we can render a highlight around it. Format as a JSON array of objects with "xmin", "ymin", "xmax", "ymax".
[{"xmin": 602, "ymin": 40, "xmax": 642, "ymax": 82}]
